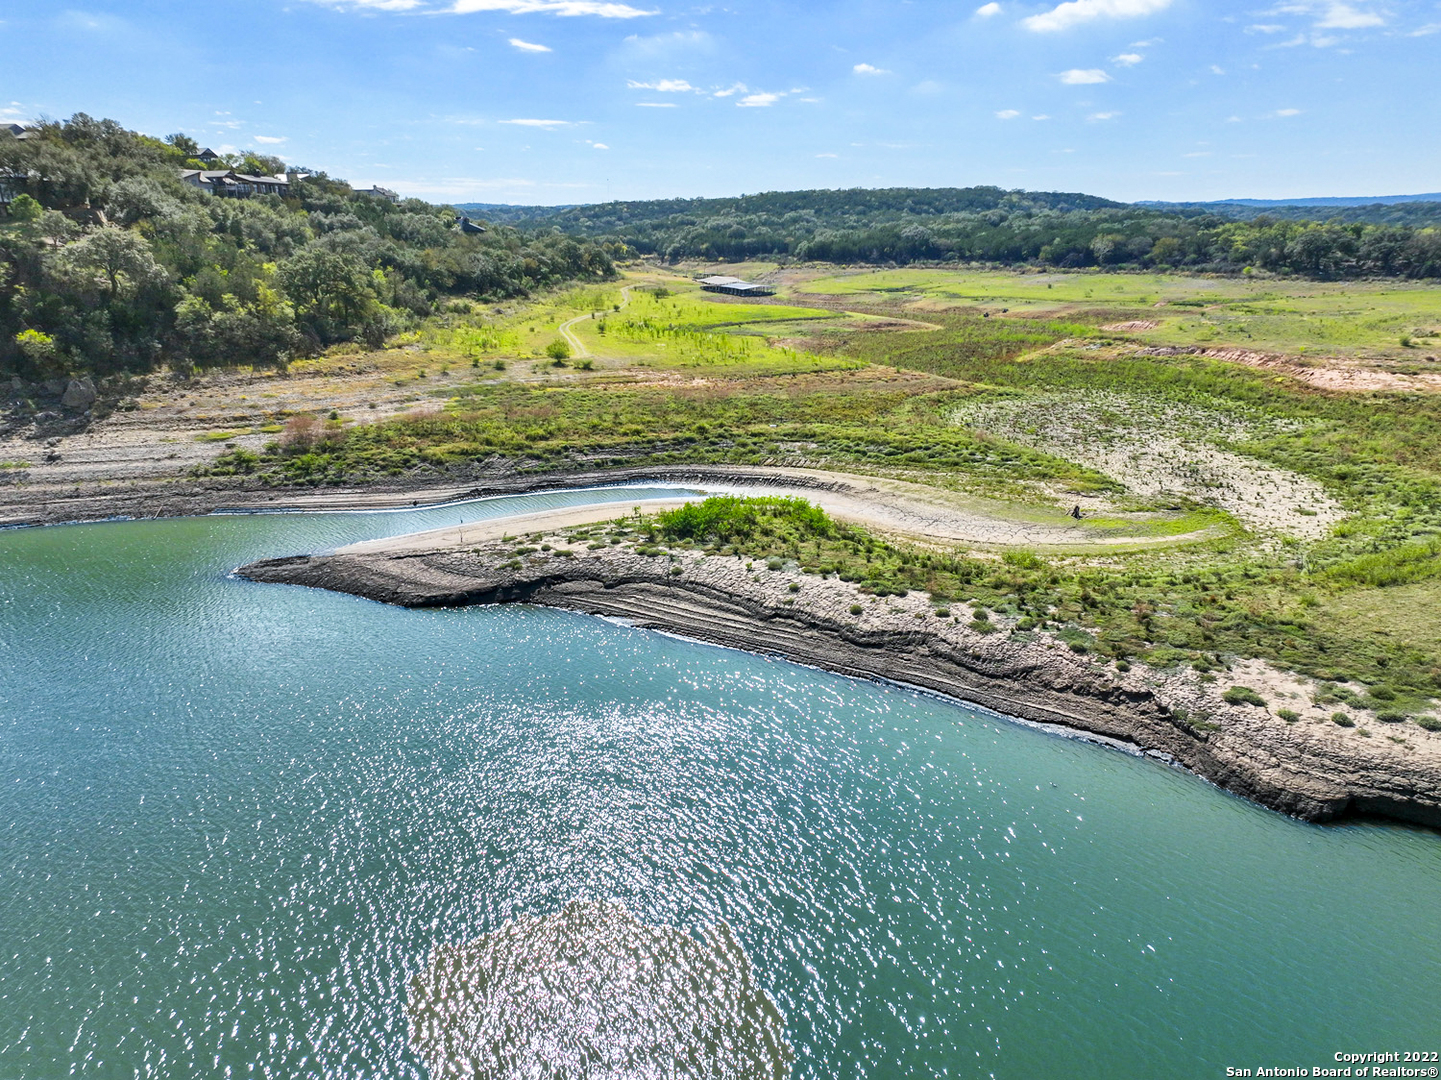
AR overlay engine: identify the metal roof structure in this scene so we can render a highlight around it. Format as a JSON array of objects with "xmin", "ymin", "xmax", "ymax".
[{"xmin": 698, "ymin": 276, "xmax": 776, "ymax": 297}]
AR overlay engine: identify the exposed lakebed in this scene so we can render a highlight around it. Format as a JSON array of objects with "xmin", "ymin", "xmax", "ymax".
[{"xmin": 1, "ymin": 487, "xmax": 1438, "ymax": 1078}]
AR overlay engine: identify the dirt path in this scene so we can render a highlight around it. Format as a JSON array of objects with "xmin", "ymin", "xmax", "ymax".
[
  {"xmin": 334, "ymin": 465, "xmax": 1221, "ymax": 556},
  {"xmin": 558, "ymin": 283, "xmax": 642, "ymax": 360},
  {"xmin": 557, "ymin": 314, "xmax": 592, "ymax": 359}
]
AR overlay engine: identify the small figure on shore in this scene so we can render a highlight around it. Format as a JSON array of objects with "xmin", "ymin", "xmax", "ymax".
[{"xmin": 1070, "ymin": 505, "xmax": 1083, "ymax": 520}]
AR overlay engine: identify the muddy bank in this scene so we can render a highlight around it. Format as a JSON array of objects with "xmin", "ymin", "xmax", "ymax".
[
  {"xmin": 237, "ymin": 534, "xmax": 1441, "ymax": 829},
  {"xmin": 0, "ymin": 464, "xmax": 805, "ymax": 529}
]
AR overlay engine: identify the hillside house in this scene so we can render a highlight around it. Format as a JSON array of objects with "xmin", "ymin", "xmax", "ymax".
[
  {"xmin": 360, "ymin": 186, "xmax": 400, "ymax": 203},
  {"xmin": 180, "ymin": 169, "xmax": 291, "ymax": 198}
]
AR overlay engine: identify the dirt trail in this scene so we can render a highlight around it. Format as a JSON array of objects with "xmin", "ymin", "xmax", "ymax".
[
  {"xmin": 337, "ymin": 465, "xmax": 1220, "ymax": 556},
  {"xmin": 558, "ymin": 283, "xmax": 642, "ymax": 359}
]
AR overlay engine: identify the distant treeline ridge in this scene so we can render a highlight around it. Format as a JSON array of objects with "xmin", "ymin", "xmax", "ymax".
[{"xmin": 463, "ymin": 186, "xmax": 1441, "ymax": 278}]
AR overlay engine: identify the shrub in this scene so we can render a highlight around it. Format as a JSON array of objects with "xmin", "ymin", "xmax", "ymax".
[
  {"xmin": 788, "ymin": 582, "xmax": 800, "ymax": 592},
  {"xmin": 1332, "ymin": 712, "xmax": 1355, "ymax": 727},
  {"xmin": 281, "ymin": 413, "xmax": 322, "ymax": 453},
  {"xmin": 1375, "ymin": 710, "xmax": 1409, "ymax": 724},
  {"xmin": 657, "ymin": 495, "xmax": 839, "ymax": 546},
  {"xmin": 849, "ymin": 603, "xmax": 864, "ymax": 615},
  {"xmin": 934, "ymin": 607, "xmax": 950, "ymax": 618},
  {"xmin": 1223, "ymin": 686, "xmax": 1267, "ymax": 707},
  {"xmin": 1415, "ymin": 716, "xmax": 1441, "ymax": 731},
  {"xmin": 1277, "ymin": 708, "xmax": 1301, "ymax": 723},
  {"xmin": 545, "ymin": 339, "xmax": 572, "ymax": 360}
]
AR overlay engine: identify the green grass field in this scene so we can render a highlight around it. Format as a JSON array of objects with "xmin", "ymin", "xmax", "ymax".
[{"xmin": 797, "ymin": 267, "xmax": 1441, "ymax": 360}]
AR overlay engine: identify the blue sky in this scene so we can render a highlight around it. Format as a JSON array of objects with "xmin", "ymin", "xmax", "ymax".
[{"xmin": 5, "ymin": 0, "xmax": 1438, "ymax": 203}]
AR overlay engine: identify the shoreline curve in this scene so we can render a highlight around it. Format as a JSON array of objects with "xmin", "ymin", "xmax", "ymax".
[{"xmin": 236, "ymin": 527, "xmax": 1441, "ymax": 831}]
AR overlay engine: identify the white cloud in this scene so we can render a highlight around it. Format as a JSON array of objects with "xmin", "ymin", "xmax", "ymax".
[
  {"xmin": 300, "ymin": 0, "xmax": 423, "ymax": 8},
  {"xmin": 1183, "ymin": 151, "xmax": 1212, "ymax": 157},
  {"xmin": 509, "ymin": 37, "xmax": 552, "ymax": 51},
  {"xmin": 816, "ymin": 152, "xmax": 839, "ymax": 158},
  {"xmin": 620, "ymin": 29, "xmax": 712, "ymax": 57},
  {"xmin": 737, "ymin": 92, "xmax": 781, "ymax": 107},
  {"xmin": 589, "ymin": 141, "xmax": 609, "ymax": 149},
  {"xmin": 254, "ymin": 135, "xmax": 288, "ymax": 144},
  {"xmin": 1412, "ymin": 22, "xmax": 1441, "ymax": 35},
  {"xmin": 853, "ymin": 63, "xmax": 890, "ymax": 75},
  {"xmin": 1023, "ymin": 0, "xmax": 1171, "ymax": 33},
  {"xmin": 499, "ymin": 118, "xmax": 572, "ymax": 127},
  {"xmin": 1113, "ymin": 52, "xmax": 1143, "ymax": 64},
  {"xmin": 975, "ymin": 2, "xmax": 1002, "ymax": 15},
  {"xmin": 1058, "ymin": 68, "xmax": 1111, "ymax": 83},
  {"xmin": 1087, "ymin": 110, "xmax": 1121, "ymax": 120},
  {"xmin": 635, "ymin": 101, "xmax": 677, "ymax": 107},
  {"xmin": 712, "ymin": 82, "xmax": 749, "ymax": 98},
  {"xmin": 1273, "ymin": 107, "xmax": 1302, "ymax": 116},
  {"xmin": 626, "ymin": 78, "xmax": 694, "ymax": 91},
  {"xmin": 1247, "ymin": 23, "xmax": 1285, "ymax": 32},
  {"xmin": 1315, "ymin": 2, "xmax": 1384, "ymax": 29},
  {"xmin": 1032, "ymin": 113, "xmax": 1052, "ymax": 120},
  {"xmin": 1210, "ymin": 64, "xmax": 1225, "ymax": 74},
  {"xmin": 450, "ymin": 0, "xmax": 655, "ymax": 15},
  {"xmin": 995, "ymin": 109, "xmax": 1021, "ymax": 119}
]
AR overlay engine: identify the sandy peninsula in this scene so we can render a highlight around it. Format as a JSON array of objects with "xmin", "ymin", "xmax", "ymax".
[{"xmin": 238, "ymin": 501, "xmax": 1441, "ymax": 829}]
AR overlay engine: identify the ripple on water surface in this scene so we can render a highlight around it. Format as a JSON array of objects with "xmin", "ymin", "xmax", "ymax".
[{"xmin": 408, "ymin": 900, "xmax": 790, "ymax": 1078}]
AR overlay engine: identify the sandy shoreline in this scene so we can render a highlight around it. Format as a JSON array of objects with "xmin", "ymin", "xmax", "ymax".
[
  {"xmin": 237, "ymin": 519, "xmax": 1441, "ymax": 829},
  {"xmin": 1, "ymin": 462, "xmax": 1215, "ymax": 553}
]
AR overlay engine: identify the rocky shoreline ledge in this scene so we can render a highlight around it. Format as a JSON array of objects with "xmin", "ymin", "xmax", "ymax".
[{"xmin": 238, "ymin": 528, "xmax": 1441, "ymax": 829}]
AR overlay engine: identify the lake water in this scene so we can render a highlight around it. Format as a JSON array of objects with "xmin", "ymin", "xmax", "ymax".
[{"xmin": 1, "ymin": 487, "xmax": 1438, "ymax": 1078}]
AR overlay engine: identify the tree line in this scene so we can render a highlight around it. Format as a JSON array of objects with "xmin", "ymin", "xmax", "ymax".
[
  {"xmin": 0, "ymin": 114, "xmax": 618, "ymax": 379},
  {"xmin": 469, "ymin": 186, "xmax": 1441, "ymax": 278}
]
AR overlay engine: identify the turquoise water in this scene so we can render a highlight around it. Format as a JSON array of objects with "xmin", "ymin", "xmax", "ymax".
[{"xmin": 1, "ymin": 488, "xmax": 1438, "ymax": 1079}]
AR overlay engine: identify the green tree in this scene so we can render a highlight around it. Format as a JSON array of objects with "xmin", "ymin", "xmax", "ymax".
[
  {"xmin": 7, "ymin": 194, "xmax": 42, "ymax": 224},
  {"xmin": 50, "ymin": 227, "xmax": 168, "ymax": 301},
  {"xmin": 275, "ymin": 247, "xmax": 380, "ymax": 343}
]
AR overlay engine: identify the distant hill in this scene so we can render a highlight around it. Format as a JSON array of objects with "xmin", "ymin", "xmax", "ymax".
[
  {"xmin": 455, "ymin": 185, "xmax": 1123, "ymax": 227},
  {"xmin": 445, "ymin": 183, "xmax": 1441, "ymax": 277},
  {"xmin": 457, "ymin": 185, "xmax": 1129, "ymax": 263},
  {"xmin": 1137, "ymin": 197, "xmax": 1441, "ymax": 228},
  {"xmin": 1142, "ymin": 193, "xmax": 1441, "ymax": 208}
]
